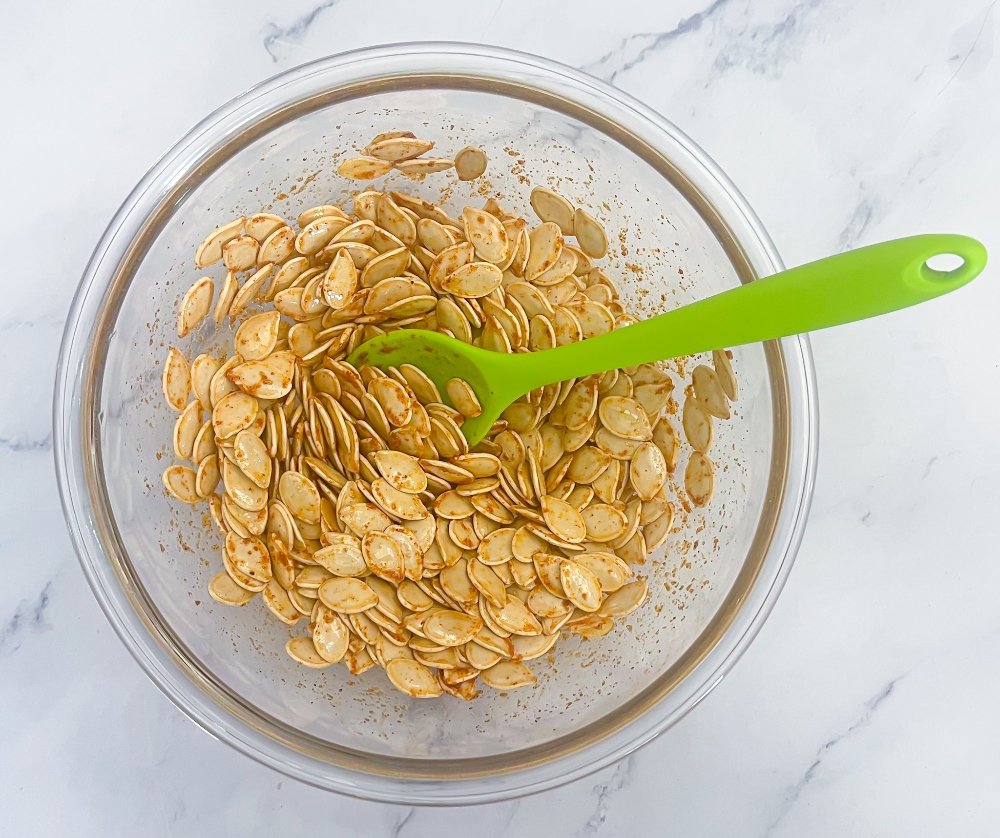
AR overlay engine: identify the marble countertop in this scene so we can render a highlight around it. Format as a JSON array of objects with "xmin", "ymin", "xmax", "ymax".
[{"xmin": 3, "ymin": 0, "xmax": 999, "ymax": 834}]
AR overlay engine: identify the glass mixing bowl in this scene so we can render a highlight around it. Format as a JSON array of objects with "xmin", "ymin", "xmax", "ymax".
[{"xmin": 54, "ymin": 43, "xmax": 817, "ymax": 804}]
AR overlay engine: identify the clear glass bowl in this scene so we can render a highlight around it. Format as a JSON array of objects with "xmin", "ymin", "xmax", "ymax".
[{"xmin": 54, "ymin": 43, "xmax": 817, "ymax": 804}]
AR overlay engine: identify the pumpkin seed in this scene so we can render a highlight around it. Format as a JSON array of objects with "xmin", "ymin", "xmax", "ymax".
[
  {"xmin": 258, "ymin": 226, "xmax": 295, "ymax": 265},
  {"xmin": 482, "ymin": 660, "xmax": 535, "ymax": 690},
  {"xmin": 462, "ymin": 208, "xmax": 509, "ymax": 264},
  {"xmin": 599, "ymin": 396, "xmax": 652, "ymax": 440},
  {"xmin": 682, "ymin": 396, "xmax": 713, "ymax": 453},
  {"xmin": 371, "ymin": 450, "xmax": 426, "ymax": 493},
  {"xmin": 559, "ymin": 559, "xmax": 602, "ymax": 612},
  {"xmin": 278, "ymin": 471, "xmax": 321, "ymax": 523},
  {"xmin": 285, "ymin": 636, "xmax": 331, "ymax": 668},
  {"xmin": 477, "ymin": 527, "xmax": 515, "ymax": 565},
  {"xmin": 713, "ymin": 348, "xmax": 738, "ymax": 401},
  {"xmin": 162, "ymin": 347, "xmax": 191, "ymax": 411},
  {"xmin": 424, "ymin": 610, "xmax": 482, "ymax": 647},
  {"xmin": 188, "ymin": 355, "xmax": 219, "ymax": 411},
  {"xmin": 222, "ymin": 235, "xmax": 258, "ymax": 271},
  {"xmin": 530, "ymin": 187, "xmax": 575, "ymax": 234},
  {"xmin": 396, "ymin": 158, "xmax": 455, "ymax": 177},
  {"xmin": 454, "ymin": 146, "xmax": 488, "ymax": 181},
  {"xmin": 338, "ymin": 156, "xmax": 394, "ymax": 180},
  {"xmin": 441, "ymin": 261, "xmax": 503, "ymax": 298},
  {"xmin": 177, "ymin": 277, "xmax": 213, "ymax": 338},
  {"xmin": 525, "ymin": 222, "xmax": 564, "ymax": 281},
  {"xmin": 573, "ymin": 208, "xmax": 608, "ymax": 258},
  {"xmin": 212, "ymin": 391, "xmax": 258, "ymax": 439},
  {"xmin": 227, "ymin": 352, "xmax": 296, "ymax": 399},
  {"xmin": 209, "ymin": 573, "xmax": 256, "ymax": 606},
  {"xmin": 163, "ymin": 465, "xmax": 199, "ymax": 503},
  {"xmin": 685, "ymin": 451, "xmax": 714, "ymax": 507},
  {"xmin": 386, "ymin": 658, "xmax": 444, "ymax": 697},
  {"xmin": 491, "ymin": 597, "xmax": 542, "ymax": 635},
  {"xmin": 322, "ymin": 250, "xmax": 358, "ymax": 309},
  {"xmin": 225, "ymin": 533, "xmax": 272, "ymax": 583},
  {"xmin": 581, "ymin": 503, "xmax": 628, "ymax": 543},
  {"xmin": 540, "ymin": 495, "xmax": 586, "ymax": 543},
  {"xmin": 630, "ymin": 441, "xmax": 667, "ymax": 501},
  {"xmin": 311, "ymin": 605, "xmax": 349, "ymax": 662},
  {"xmin": 318, "ymin": 577, "xmax": 378, "ymax": 613},
  {"xmin": 233, "ymin": 429, "xmax": 272, "ymax": 488},
  {"xmin": 172, "ymin": 400, "xmax": 201, "ymax": 461},
  {"xmin": 371, "ymin": 478, "xmax": 428, "ymax": 520},
  {"xmin": 599, "ymin": 578, "xmax": 649, "ymax": 617},
  {"xmin": 446, "ymin": 378, "xmax": 482, "ymax": 418},
  {"xmin": 692, "ymin": 363, "xmax": 731, "ymax": 419},
  {"xmin": 366, "ymin": 136, "xmax": 434, "ymax": 162}
]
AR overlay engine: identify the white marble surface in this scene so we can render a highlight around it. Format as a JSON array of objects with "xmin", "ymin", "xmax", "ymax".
[{"xmin": 3, "ymin": 0, "xmax": 999, "ymax": 834}]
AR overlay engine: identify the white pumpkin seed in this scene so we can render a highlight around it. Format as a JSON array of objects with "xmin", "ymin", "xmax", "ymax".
[
  {"xmin": 362, "ymin": 531, "xmax": 404, "ymax": 583},
  {"xmin": 189, "ymin": 354, "xmax": 219, "ymax": 410},
  {"xmin": 228, "ymin": 264, "xmax": 274, "ymax": 321},
  {"xmin": 162, "ymin": 347, "xmax": 191, "ymax": 411},
  {"xmin": 386, "ymin": 658, "xmax": 444, "ymax": 697},
  {"xmin": 177, "ymin": 277, "xmax": 213, "ymax": 338},
  {"xmin": 223, "ymin": 235, "xmax": 259, "ymax": 271},
  {"xmin": 446, "ymin": 378, "xmax": 482, "ymax": 418},
  {"xmin": 162, "ymin": 465, "xmax": 199, "ymax": 503},
  {"xmin": 172, "ymin": 401, "xmax": 202, "ymax": 460},
  {"xmin": 599, "ymin": 396, "xmax": 652, "ymax": 440},
  {"xmin": 371, "ymin": 450, "xmax": 426, "ymax": 493},
  {"xmin": 573, "ymin": 208, "xmax": 608, "ymax": 258},
  {"xmin": 682, "ymin": 396, "xmax": 713, "ymax": 453},
  {"xmin": 441, "ymin": 261, "xmax": 503, "ymax": 298},
  {"xmin": 396, "ymin": 158, "xmax": 455, "ymax": 177},
  {"xmin": 685, "ymin": 451, "xmax": 714, "ymax": 507},
  {"xmin": 338, "ymin": 156, "xmax": 393, "ymax": 180},
  {"xmin": 318, "ymin": 577, "xmax": 378, "ymax": 613},
  {"xmin": 209, "ymin": 573, "xmax": 256, "ymax": 606},
  {"xmin": 454, "ymin": 146, "xmax": 488, "ymax": 181},
  {"xmin": 599, "ymin": 578, "xmax": 648, "ymax": 617},
  {"xmin": 580, "ymin": 503, "xmax": 628, "ymax": 543},
  {"xmin": 227, "ymin": 352, "xmax": 296, "ymax": 399},
  {"xmin": 462, "ymin": 208, "xmax": 509, "ymax": 264},
  {"xmin": 540, "ymin": 495, "xmax": 586, "ymax": 543},
  {"xmin": 525, "ymin": 222, "xmax": 564, "ymax": 281},
  {"xmin": 530, "ymin": 187, "xmax": 575, "ymax": 234},
  {"xmin": 213, "ymin": 270, "xmax": 238, "ymax": 325},
  {"xmin": 713, "ymin": 348, "xmax": 738, "ymax": 401},
  {"xmin": 312, "ymin": 605, "xmax": 349, "ymax": 662},
  {"xmin": 629, "ymin": 441, "xmax": 667, "ymax": 501},
  {"xmin": 482, "ymin": 660, "xmax": 535, "ymax": 690},
  {"xmin": 692, "ymin": 364, "xmax": 731, "ymax": 419},
  {"xmin": 285, "ymin": 636, "xmax": 332, "ymax": 668},
  {"xmin": 366, "ymin": 136, "xmax": 434, "ymax": 162},
  {"xmin": 560, "ymin": 559, "xmax": 602, "ymax": 612},
  {"xmin": 257, "ymin": 226, "xmax": 295, "ymax": 265},
  {"xmin": 212, "ymin": 391, "xmax": 258, "ymax": 439}
]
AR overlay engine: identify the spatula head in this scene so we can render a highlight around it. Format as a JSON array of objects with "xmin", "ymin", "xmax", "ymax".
[{"xmin": 347, "ymin": 329, "xmax": 520, "ymax": 445}]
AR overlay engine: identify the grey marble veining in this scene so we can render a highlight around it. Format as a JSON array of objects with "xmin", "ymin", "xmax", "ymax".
[{"xmin": 2, "ymin": 0, "xmax": 999, "ymax": 835}]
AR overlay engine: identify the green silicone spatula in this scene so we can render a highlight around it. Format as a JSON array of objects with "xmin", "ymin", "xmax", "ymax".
[{"xmin": 348, "ymin": 234, "xmax": 987, "ymax": 445}]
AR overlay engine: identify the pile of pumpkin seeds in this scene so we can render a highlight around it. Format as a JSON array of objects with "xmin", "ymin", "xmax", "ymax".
[{"xmin": 161, "ymin": 135, "xmax": 737, "ymax": 700}]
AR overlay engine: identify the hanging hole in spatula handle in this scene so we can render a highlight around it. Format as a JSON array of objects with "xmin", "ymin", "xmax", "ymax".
[{"xmin": 912, "ymin": 233, "xmax": 988, "ymax": 293}]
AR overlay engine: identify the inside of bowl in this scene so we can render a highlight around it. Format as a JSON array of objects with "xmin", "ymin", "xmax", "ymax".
[{"xmin": 95, "ymin": 84, "xmax": 778, "ymax": 773}]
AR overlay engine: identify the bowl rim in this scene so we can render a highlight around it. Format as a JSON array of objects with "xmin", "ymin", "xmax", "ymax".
[{"xmin": 53, "ymin": 41, "xmax": 818, "ymax": 804}]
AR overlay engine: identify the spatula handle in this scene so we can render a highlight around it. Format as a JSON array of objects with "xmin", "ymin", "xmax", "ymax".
[{"xmin": 523, "ymin": 234, "xmax": 987, "ymax": 385}]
